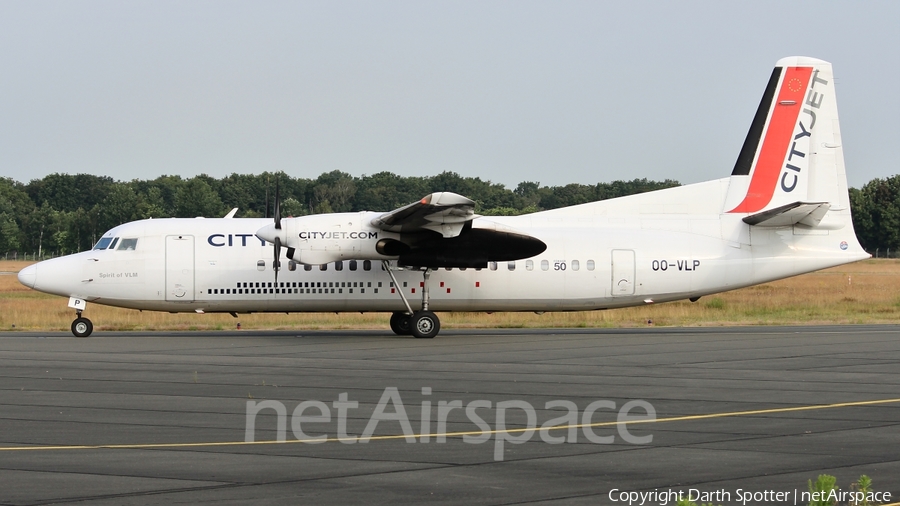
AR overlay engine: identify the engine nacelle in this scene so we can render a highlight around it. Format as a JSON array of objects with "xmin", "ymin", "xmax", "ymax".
[
  {"xmin": 269, "ymin": 211, "xmax": 395, "ymax": 265},
  {"xmin": 258, "ymin": 211, "xmax": 545, "ymax": 269}
]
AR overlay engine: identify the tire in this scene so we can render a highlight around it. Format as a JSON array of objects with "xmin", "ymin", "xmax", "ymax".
[
  {"xmin": 389, "ymin": 312, "xmax": 412, "ymax": 335},
  {"xmin": 410, "ymin": 311, "xmax": 440, "ymax": 339},
  {"xmin": 71, "ymin": 317, "xmax": 93, "ymax": 338}
]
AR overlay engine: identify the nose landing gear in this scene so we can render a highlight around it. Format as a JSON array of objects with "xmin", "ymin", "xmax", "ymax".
[
  {"xmin": 71, "ymin": 312, "xmax": 93, "ymax": 338},
  {"xmin": 67, "ymin": 298, "xmax": 93, "ymax": 338}
]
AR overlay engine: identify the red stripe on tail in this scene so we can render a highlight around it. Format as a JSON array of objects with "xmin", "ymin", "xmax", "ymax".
[{"xmin": 727, "ymin": 66, "xmax": 812, "ymax": 213}]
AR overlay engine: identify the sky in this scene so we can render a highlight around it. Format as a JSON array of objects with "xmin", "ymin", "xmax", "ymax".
[{"xmin": 1, "ymin": 1, "xmax": 898, "ymax": 190}]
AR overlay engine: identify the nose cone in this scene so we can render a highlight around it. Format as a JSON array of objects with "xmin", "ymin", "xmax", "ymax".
[
  {"xmin": 17, "ymin": 255, "xmax": 90, "ymax": 298},
  {"xmin": 17, "ymin": 264, "xmax": 36, "ymax": 289}
]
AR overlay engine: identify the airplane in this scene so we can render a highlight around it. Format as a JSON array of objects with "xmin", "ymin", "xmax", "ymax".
[{"xmin": 18, "ymin": 56, "xmax": 869, "ymax": 338}]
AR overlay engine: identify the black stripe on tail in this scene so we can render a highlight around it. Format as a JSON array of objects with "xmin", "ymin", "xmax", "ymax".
[{"xmin": 731, "ymin": 67, "xmax": 782, "ymax": 176}]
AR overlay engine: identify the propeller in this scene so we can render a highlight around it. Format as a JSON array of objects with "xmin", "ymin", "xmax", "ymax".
[
  {"xmin": 273, "ymin": 182, "xmax": 282, "ymax": 285},
  {"xmin": 273, "ymin": 236, "xmax": 282, "ymax": 285},
  {"xmin": 274, "ymin": 182, "xmax": 282, "ymax": 231}
]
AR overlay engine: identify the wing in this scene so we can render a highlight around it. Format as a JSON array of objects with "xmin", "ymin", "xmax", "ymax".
[
  {"xmin": 370, "ymin": 192, "xmax": 479, "ymax": 238},
  {"xmin": 371, "ymin": 192, "xmax": 546, "ymax": 268}
]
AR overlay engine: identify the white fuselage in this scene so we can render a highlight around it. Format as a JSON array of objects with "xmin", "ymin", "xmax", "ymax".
[{"xmin": 22, "ymin": 179, "xmax": 869, "ymax": 315}]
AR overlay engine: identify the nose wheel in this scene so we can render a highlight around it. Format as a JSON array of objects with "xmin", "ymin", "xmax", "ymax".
[{"xmin": 71, "ymin": 315, "xmax": 93, "ymax": 338}]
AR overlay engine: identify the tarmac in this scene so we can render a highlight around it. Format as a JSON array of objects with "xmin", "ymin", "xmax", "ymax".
[{"xmin": 0, "ymin": 325, "xmax": 898, "ymax": 505}]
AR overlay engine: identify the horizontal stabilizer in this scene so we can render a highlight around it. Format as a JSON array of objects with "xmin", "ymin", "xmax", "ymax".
[{"xmin": 742, "ymin": 201, "xmax": 830, "ymax": 227}]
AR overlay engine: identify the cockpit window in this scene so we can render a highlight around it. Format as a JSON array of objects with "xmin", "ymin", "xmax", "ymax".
[
  {"xmin": 109, "ymin": 237, "xmax": 120, "ymax": 250},
  {"xmin": 93, "ymin": 237, "xmax": 113, "ymax": 250},
  {"xmin": 117, "ymin": 238, "xmax": 138, "ymax": 251}
]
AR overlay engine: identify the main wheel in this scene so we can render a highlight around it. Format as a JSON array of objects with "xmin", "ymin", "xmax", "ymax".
[
  {"xmin": 389, "ymin": 312, "xmax": 412, "ymax": 335},
  {"xmin": 410, "ymin": 311, "xmax": 440, "ymax": 339},
  {"xmin": 71, "ymin": 317, "xmax": 93, "ymax": 338}
]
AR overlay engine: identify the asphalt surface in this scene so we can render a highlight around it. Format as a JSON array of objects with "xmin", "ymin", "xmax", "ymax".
[{"xmin": 0, "ymin": 325, "xmax": 898, "ymax": 506}]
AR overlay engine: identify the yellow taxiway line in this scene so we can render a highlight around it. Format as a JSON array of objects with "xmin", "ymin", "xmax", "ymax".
[{"xmin": 1, "ymin": 397, "xmax": 898, "ymax": 452}]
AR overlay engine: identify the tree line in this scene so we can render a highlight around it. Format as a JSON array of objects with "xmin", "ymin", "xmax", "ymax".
[
  {"xmin": 0, "ymin": 171, "xmax": 678, "ymax": 257},
  {"xmin": 0, "ymin": 170, "xmax": 895, "ymax": 258}
]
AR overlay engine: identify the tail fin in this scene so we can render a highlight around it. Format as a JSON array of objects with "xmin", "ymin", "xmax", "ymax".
[{"xmin": 723, "ymin": 57, "xmax": 848, "ymax": 217}]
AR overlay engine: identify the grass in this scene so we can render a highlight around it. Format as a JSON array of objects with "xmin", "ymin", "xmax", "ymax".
[{"xmin": 2, "ymin": 259, "xmax": 900, "ymax": 332}]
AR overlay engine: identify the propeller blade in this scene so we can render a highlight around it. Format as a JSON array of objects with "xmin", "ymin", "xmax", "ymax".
[
  {"xmin": 274, "ymin": 236, "xmax": 281, "ymax": 285},
  {"xmin": 274, "ymin": 181, "xmax": 282, "ymax": 230}
]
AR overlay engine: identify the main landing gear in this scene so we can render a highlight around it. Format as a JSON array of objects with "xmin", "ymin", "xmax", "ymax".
[
  {"xmin": 383, "ymin": 262, "xmax": 441, "ymax": 339},
  {"xmin": 390, "ymin": 310, "xmax": 440, "ymax": 339}
]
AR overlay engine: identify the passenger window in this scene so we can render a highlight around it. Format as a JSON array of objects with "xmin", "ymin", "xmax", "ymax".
[
  {"xmin": 288, "ymin": 260, "xmax": 297, "ymax": 271},
  {"xmin": 572, "ymin": 260, "xmax": 580, "ymax": 271},
  {"xmin": 117, "ymin": 238, "xmax": 137, "ymax": 250},
  {"xmin": 363, "ymin": 260, "xmax": 371, "ymax": 271},
  {"xmin": 526, "ymin": 260, "xmax": 534, "ymax": 271},
  {"xmin": 335, "ymin": 261, "xmax": 343, "ymax": 271},
  {"xmin": 489, "ymin": 261, "xmax": 497, "ymax": 271},
  {"xmin": 587, "ymin": 259, "xmax": 595, "ymax": 271},
  {"xmin": 508, "ymin": 261, "xmax": 516, "ymax": 271},
  {"xmin": 349, "ymin": 260, "xmax": 357, "ymax": 271},
  {"xmin": 93, "ymin": 237, "xmax": 113, "ymax": 250},
  {"xmin": 541, "ymin": 260, "xmax": 549, "ymax": 271},
  {"xmin": 304, "ymin": 264, "xmax": 312, "ymax": 271},
  {"xmin": 257, "ymin": 260, "xmax": 265, "ymax": 271},
  {"xmin": 319, "ymin": 264, "xmax": 327, "ymax": 271}
]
